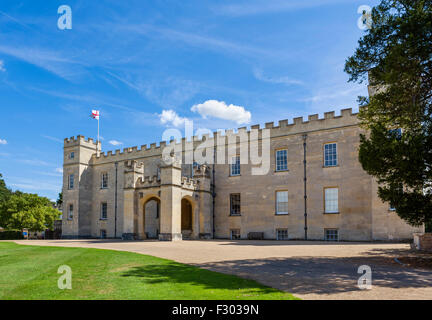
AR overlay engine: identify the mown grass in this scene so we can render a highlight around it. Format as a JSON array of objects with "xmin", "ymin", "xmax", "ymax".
[{"xmin": 0, "ymin": 242, "xmax": 298, "ymax": 300}]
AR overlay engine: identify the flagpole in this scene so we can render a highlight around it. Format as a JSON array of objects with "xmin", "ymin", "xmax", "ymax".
[{"xmin": 97, "ymin": 117, "xmax": 100, "ymax": 144}]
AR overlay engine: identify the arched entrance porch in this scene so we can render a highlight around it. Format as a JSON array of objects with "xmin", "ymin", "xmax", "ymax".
[
  {"xmin": 181, "ymin": 197, "xmax": 193, "ymax": 239},
  {"xmin": 143, "ymin": 196, "xmax": 160, "ymax": 239}
]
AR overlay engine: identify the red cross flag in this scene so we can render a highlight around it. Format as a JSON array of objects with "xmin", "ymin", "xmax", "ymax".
[{"xmin": 91, "ymin": 110, "xmax": 100, "ymax": 120}]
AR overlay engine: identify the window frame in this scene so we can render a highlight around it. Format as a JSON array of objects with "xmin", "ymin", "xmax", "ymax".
[
  {"xmin": 324, "ymin": 228, "xmax": 339, "ymax": 241},
  {"xmin": 275, "ymin": 190, "xmax": 289, "ymax": 215},
  {"xmin": 100, "ymin": 202, "xmax": 108, "ymax": 220},
  {"xmin": 230, "ymin": 229, "xmax": 241, "ymax": 240},
  {"xmin": 323, "ymin": 142, "xmax": 338, "ymax": 167},
  {"xmin": 275, "ymin": 149, "xmax": 288, "ymax": 172},
  {"xmin": 230, "ymin": 155, "xmax": 241, "ymax": 176},
  {"xmin": 324, "ymin": 187, "xmax": 339, "ymax": 214},
  {"xmin": 229, "ymin": 193, "xmax": 241, "ymax": 216},
  {"xmin": 69, "ymin": 152, "xmax": 75, "ymax": 159},
  {"xmin": 276, "ymin": 229, "xmax": 289, "ymax": 240},
  {"xmin": 101, "ymin": 172, "xmax": 108, "ymax": 189},
  {"xmin": 68, "ymin": 174, "xmax": 74, "ymax": 190},
  {"xmin": 68, "ymin": 204, "xmax": 73, "ymax": 220}
]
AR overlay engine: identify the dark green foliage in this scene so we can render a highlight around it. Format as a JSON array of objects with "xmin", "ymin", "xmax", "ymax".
[
  {"xmin": 0, "ymin": 173, "xmax": 61, "ymax": 231},
  {"xmin": 0, "ymin": 231, "xmax": 24, "ymax": 240},
  {"xmin": 345, "ymin": 0, "xmax": 432, "ymax": 227}
]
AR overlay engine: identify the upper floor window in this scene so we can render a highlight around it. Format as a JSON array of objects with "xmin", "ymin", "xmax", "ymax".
[
  {"xmin": 324, "ymin": 143, "xmax": 338, "ymax": 167},
  {"xmin": 68, "ymin": 174, "xmax": 74, "ymax": 189},
  {"xmin": 68, "ymin": 204, "xmax": 73, "ymax": 219},
  {"xmin": 276, "ymin": 149, "xmax": 288, "ymax": 171},
  {"xmin": 101, "ymin": 173, "xmax": 108, "ymax": 189},
  {"xmin": 230, "ymin": 193, "xmax": 241, "ymax": 216},
  {"xmin": 276, "ymin": 191, "xmax": 289, "ymax": 215},
  {"xmin": 230, "ymin": 156, "xmax": 240, "ymax": 176},
  {"xmin": 324, "ymin": 187, "xmax": 339, "ymax": 213},
  {"xmin": 100, "ymin": 202, "xmax": 108, "ymax": 220},
  {"xmin": 69, "ymin": 152, "xmax": 75, "ymax": 159}
]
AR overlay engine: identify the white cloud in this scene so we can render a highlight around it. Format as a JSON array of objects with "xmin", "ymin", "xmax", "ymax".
[
  {"xmin": 55, "ymin": 168, "xmax": 63, "ymax": 174},
  {"xmin": 253, "ymin": 69, "xmax": 303, "ymax": 86},
  {"xmin": 191, "ymin": 100, "xmax": 251, "ymax": 125},
  {"xmin": 159, "ymin": 109, "xmax": 189, "ymax": 127},
  {"xmin": 0, "ymin": 60, "xmax": 5, "ymax": 72},
  {"xmin": 0, "ymin": 139, "xmax": 7, "ymax": 145},
  {"xmin": 0, "ymin": 45, "xmax": 85, "ymax": 80},
  {"xmin": 109, "ymin": 140, "xmax": 123, "ymax": 146}
]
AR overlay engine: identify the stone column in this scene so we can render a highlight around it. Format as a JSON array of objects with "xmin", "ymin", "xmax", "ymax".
[
  {"xmin": 122, "ymin": 160, "xmax": 143, "ymax": 240},
  {"xmin": 159, "ymin": 156, "xmax": 183, "ymax": 241},
  {"xmin": 194, "ymin": 165, "xmax": 213, "ymax": 239}
]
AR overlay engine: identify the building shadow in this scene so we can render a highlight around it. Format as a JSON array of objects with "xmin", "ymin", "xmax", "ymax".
[
  {"xmin": 215, "ymin": 240, "xmax": 409, "ymax": 246},
  {"xmin": 120, "ymin": 262, "xmax": 280, "ymax": 296},
  {"xmin": 191, "ymin": 255, "xmax": 432, "ymax": 296}
]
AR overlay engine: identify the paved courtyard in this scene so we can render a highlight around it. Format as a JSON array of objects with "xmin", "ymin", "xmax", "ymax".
[{"xmin": 13, "ymin": 239, "xmax": 432, "ymax": 300}]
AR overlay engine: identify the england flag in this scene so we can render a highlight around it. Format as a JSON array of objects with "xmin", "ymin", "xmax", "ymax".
[{"xmin": 91, "ymin": 110, "xmax": 100, "ymax": 120}]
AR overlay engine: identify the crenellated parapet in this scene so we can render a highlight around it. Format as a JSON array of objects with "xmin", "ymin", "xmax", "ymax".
[
  {"xmin": 181, "ymin": 176, "xmax": 199, "ymax": 189},
  {"xmin": 64, "ymin": 135, "xmax": 101, "ymax": 149},
  {"xmin": 68, "ymin": 108, "xmax": 360, "ymax": 164},
  {"xmin": 136, "ymin": 175, "xmax": 161, "ymax": 189}
]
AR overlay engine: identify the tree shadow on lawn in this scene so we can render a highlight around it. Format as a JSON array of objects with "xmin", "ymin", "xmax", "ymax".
[
  {"xmin": 193, "ymin": 255, "xmax": 432, "ymax": 296},
  {"xmin": 120, "ymin": 262, "xmax": 280, "ymax": 296}
]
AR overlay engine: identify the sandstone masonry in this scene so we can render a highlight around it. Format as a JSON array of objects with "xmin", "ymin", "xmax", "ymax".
[{"xmin": 62, "ymin": 108, "xmax": 423, "ymax": 241}]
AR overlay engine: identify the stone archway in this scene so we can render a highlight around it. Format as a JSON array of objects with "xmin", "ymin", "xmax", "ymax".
[
  {"xmin": 181, "ymin": 198, "xmax": 193, "ymax": 239},
  {"xmin": 143, "ymin": 196, "xmax": 160, "ymax": 239}
]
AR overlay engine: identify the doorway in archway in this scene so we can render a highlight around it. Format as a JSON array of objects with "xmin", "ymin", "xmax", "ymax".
[
  {"xmin": 144, "ymin": 197, "xmax": 160, "ymax": 239},
  {"xmin": 181, "ymin": 198, "xmax": 193, "ymax": 239}
]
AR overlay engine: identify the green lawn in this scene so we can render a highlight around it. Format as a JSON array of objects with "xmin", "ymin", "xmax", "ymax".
[{"xmin": 0, "ymin": 242, "xmax": 298, "ymax": 300}]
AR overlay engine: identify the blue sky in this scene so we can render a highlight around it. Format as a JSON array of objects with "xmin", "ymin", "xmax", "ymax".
[{"xmin": 0, "ymin": 0, "xmax": 378, "ymax": 200}]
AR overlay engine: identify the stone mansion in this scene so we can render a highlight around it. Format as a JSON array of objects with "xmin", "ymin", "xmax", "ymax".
[{"xmin": 62, "ymin": 107, "xmax": 422, "ymax": 241}]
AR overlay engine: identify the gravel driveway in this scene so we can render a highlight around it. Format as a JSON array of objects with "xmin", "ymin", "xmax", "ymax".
[{"xmin": 12, "ymin": 239, "xmax": 432, "ymax": 300}]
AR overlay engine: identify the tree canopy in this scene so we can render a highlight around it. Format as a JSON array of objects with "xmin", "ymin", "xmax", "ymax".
[
  {"xmin": 0, "ymin": 173, "xmax": 61, "ymax": 231},
  {"xmin": 345, "ymin": 0, "xmax": 432, "ymax": 227}
]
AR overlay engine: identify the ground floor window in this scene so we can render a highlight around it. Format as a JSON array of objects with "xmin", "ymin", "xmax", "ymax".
[
  {"xmin": 276, "ymin": 229, "xmax": 288, "ymax": 240},
  {"xmin": 276, "ymin": 191, "xmax": 288, "ymax": 215},
  {"xmin": 100, "ymin": 229, "xmax": 107, "ymax": 239},
  {"xmin": 324, "ymin": 187, "xmax": 339, "ymax": 213},
  {"xmin": 230, "ymin": 194, "xmax": 241, "ymax": 216},
  {"xmin": 68, "ymin": 204, "xmax": 73, "ymax": 220},
  {"xmin": 230, "ymin": 229, "xmax": 240, "ymax": 240},
  {"xmin": 100, "ymin": 202, "xmax": 108, "ymax": 220},
  {"xmin": 325, "ymin": 228, "xmax": 338, "ymax": 241}
]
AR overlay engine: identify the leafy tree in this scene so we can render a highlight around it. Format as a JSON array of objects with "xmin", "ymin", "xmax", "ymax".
[
  {"xmin": 345, "ymin": 0, "xmax": 432, "ymax": 227},
  {"xmin": 0, "ymin": 192, "xmax": 61, "ymax": 231},
  {"xmin": 0, "ymin": 173, "xmax": 12, "ymax": 227},
  {"xmin": 56, "ymin": 192, "xmax": 63, "ymax": 207},
  {"xmin": 0, "ymin": 173, "xmax": 11, "ymax": 203}
]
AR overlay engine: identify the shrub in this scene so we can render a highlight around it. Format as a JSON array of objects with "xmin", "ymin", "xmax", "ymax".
[{"xmin": 0, "ymin": 230, "xmax": 24, "ymax": 240}]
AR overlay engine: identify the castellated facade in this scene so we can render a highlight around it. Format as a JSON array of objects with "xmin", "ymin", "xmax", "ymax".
[{"xmin": 62, "ymin": 108, "xmax": 423, "ymax": 241}]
